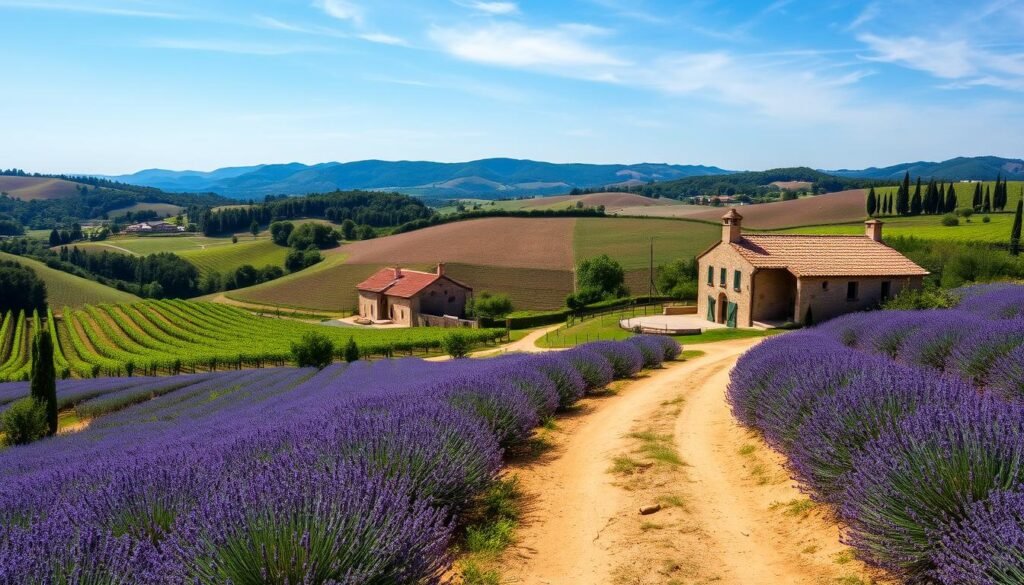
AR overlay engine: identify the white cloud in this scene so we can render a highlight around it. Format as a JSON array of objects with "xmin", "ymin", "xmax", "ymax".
[
  {"xmin": 858, "ymin": 33, "xmax": 1024, "ymax": 90},
  {"xmin": 847, "ymin": 2, "xmax": 880, "ymax": 30},
  {"xmin": 314, "ymin": 0, "xmax": 363, "ymax": 25},
  {"xmin": 0, "ymin": 0, "xmax": 183, "ymax": 19},
  {"xmin": 359, "ymin": 32, "xmax": 408, "ymax": 46},
  {"xmin": 458, "ymin": 1, "xmax": 519, "ymax": 15},
  {"xmin": 142, "ymin": 38, "xmax": 326, "ymax": 56},
  {"xmin": 430, "ymin": 23, "xmax": 626, "ymax": 69}
]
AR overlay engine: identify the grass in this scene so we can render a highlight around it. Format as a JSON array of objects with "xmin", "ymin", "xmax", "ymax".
[
  {"xmin": 178, "ymin": 239, "xmax": 289, "ymax": 275},
  {"xmin": 457, "ymin": 477, "xmax": 522, "ymax": 584},
  {"xmin": 770, "ymin": 498, "xmax": 817, "ymax": 517},
  {"xmin": 226, "ymin": 255, "xmax": 380, "ymax": 312},
  {"xmin": 609, "ymin": 454, "xmax": 645, "ymax": 474},
  {"xmin": 777, "ymin": 211, "xmax": 1017, "ymax": 243},
  {"xmin": 0, "ymin": 251, "xmax": 140, "ymax": 311},
  {"xmin": 72, "ymin": 235, "xmax": 242, "ymax": 255},
  {"xmin": 535, "ymin": 307, "xmax": 778, "ymax": 349},
  {"xmin": 107, "ymin": 202, "xmax": 184, "ymax": 219},
  {"xmin": 628, "ymin": 429, "xmax": 684, "ymax": 466},
  {"xmin": 574, "ymin": 217, "xmax": 720, "ymax": 271}
]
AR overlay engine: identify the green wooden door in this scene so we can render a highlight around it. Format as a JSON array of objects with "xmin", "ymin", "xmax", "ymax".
[
  {"xmin": 726, "ymin": 302, "xmax": 738, "ymax": 328},
  {"xmin": 707, "ymin": 296, "xmax": 716, "ymax": 321}
]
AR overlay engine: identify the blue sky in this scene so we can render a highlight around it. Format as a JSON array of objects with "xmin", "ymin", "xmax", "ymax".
[{"xmin": 2, "ymin": 0, "xmax": 1023, "ymax": 174}]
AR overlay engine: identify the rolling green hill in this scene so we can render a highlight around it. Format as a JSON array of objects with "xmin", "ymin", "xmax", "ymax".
[{"xmin": 0, "ymin": 251, "xmax": 139, "ymax": 311}]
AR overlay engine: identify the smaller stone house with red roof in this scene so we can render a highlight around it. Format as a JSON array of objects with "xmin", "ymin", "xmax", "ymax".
[
  {"xmin": 356, "ymin": 263, "xmax": 472, "ymax": 327},
  {"xmin": 697, "ymin": 209, "xmax": 928, "ymax": 327}
]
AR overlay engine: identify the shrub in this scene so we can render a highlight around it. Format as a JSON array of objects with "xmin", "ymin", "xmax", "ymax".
[
  {"xmin": 442, "ymin": 332, "xmax": 471, "ymax": 359},
  {"xmin": 434, "ymin": 377, "xmax": 537, "ymax": 447},
  {"xmin": 941, "ymin": 214, "xmax": 959, "ymax": 226},
  {"xmin": 932, "ymin": 489, "xmax": 1024, "ymax": 585},
  {"xmin": 586, "ymin": 341, "xmax": 643, "ymax": 379},
  {"xmin": 342, "ymin": 338, "xmax": 360, "ymax": 363},
  {"xmin": 626, "ymin": 335, "xmax": 667, "ymax": 368},
  {"xmin": 562, "ymin": 347, "xmax": 614, "ymax": 391},
  {"xmin": 466, "ymin": 292, "xmax": 513, "ymax": 320},
  {"xmin": 531, "ymin": 355, "xmax": 586, "ymax": 409},
  {"xmin": 841, "ymin": 397, "xmax": 1024, "ymax": 579},
  {"xmin": 493, "ymin": 364, "xmax": 559, "ymax": 418},
  {"xmin": 983, "ymin": 215, "xmax": 991, "ymax": 223},
  {"xmin": 0, "ymin": 398, "xmax": 48, "ymax": 446},
  {"xmin": 290, "ymin": 332, "xmax": 335, "ymax": 369},
  {"xmin": 883, "ymin": 287, "xmax": 959, "ymax": 310}
]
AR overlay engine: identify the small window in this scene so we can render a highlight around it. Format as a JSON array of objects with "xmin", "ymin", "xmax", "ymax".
[
  {"xmin": 847, "ymin": 281, "xmax": 859, "ymax": 301},
  {"xmin": 881, "ymin": 281, "xmax": 892, "ymax": 301},
  {"xmin": 822, "ymin": 281, "xmax": 829, "ymax": 291},
  {"xmin": 707, "ymin": 265, "xmax": 714, "ymax": 285},
  {"xmin": 720, "ymin": 268, "xmax": 727, "ymax": 287},
  {"xmin": 733, "ymin": 270, "xmax": 741, "ymax": 291}
]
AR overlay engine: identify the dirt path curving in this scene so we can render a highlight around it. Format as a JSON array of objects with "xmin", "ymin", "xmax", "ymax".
[{"xmin": 499, "ymin": 338, "xmax": 888, "ymax": 585}]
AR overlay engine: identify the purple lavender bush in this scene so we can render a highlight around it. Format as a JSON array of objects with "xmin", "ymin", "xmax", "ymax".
[
  {"xmin": 932, "ymin": 489, "xmax": 1024, "ymax": 585},
  {"xmin": 586, "ymin": 341, "xmax": 644, "ymax": 379},
  {"xmin": 561, "ymin": 347, "xmax": 614, "ymax": 391},
  {"xmin": 626, "ymin": 335, "xmax": 667, "ymax": 368}
]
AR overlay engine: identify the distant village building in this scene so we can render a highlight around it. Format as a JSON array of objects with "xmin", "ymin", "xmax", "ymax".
[
  {"xmin": 356, "ymin": 264, "xmax": 472, "ymax": 327},
  {"xmin": 123, "ymin": 221, "xmax": 185, "ymax": 234},
  {"xmin": 696, "ymin": 209, "xmax": 928, "ymax": 327}
]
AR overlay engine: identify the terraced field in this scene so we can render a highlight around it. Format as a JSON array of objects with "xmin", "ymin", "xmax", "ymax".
[
  {"xmin": 178, "ymin": 239, "xmax": 288, "ymax": 275},
  {"xmin": 0, "ymin": 300, "xmax": 504, "ymax": 381},
  {"xmin": 0, "ymin": 252, "xmax": 140, "ymax": 310}
]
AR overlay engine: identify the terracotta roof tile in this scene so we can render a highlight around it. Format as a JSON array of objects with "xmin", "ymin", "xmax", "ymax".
[
  {"xmin": 733, "ymin": 235, "xmax": 929, "ymax": 277},
  {"xmin": 356, "ymin": 268, "xmax": 441, "ymax": 298}
]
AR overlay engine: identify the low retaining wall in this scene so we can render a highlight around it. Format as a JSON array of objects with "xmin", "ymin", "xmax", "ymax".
[
  {"xmin": 663, "ymin": 305, "xmax": 698, "ymax": 316},
  {"xmin": 418, "ymin": 314, "xmax": 478, "ymax": 328}
]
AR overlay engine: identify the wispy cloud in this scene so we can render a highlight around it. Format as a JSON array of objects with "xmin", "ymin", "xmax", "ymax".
[
  {"xmin": 142, "ymin": 38, "xmax": 327, "ymax": 56},
  {"xmin": 848, "ymin": 2, "xmax": 881, "ymax": 30},
  {"xmin": 457, "ymin": 1, "xmax": 519, "ymax": 15},
  {"xmin": 858, "ymin": 34, "xmax": 975, "ymax": 78},
  {"xmin": 430, "ymin": 22, "xmax": 626, "ymax": 69},
  {"xmin": 0, "ymin": 0, "xmax": 184, "ymax": 19},
  {"xmin": 313, "ymin": 0, "xmax": 363, "ymax": 25},
  {"xmin": 359, "ymin": 32, "xmax": 407, "ymax": 46}
]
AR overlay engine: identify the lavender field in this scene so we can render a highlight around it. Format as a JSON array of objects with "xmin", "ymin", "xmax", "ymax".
[
  {"xmin": 728, "ymin": 284, "xmax": 1024, "ymax": 584},
  {"xmin": 0, "ymin": 336, "xmax": 678, "ymax": 583}
]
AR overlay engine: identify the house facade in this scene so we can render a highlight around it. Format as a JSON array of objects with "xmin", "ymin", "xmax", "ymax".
[
  {"xmin": 696, "ymin": 209, "xmax": 928, "ymax": 327},
  {"xmin": 355, "ymin": 263, "xmax": 472, "ymax": 327}
]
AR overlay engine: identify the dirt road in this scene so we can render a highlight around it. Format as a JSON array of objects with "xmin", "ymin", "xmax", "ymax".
[{"xmin": 499, "ymin": 338, "xmax": 887, "ymax": 585}]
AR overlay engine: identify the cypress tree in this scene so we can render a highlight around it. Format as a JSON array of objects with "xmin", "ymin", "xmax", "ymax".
[
  {"xmin": 973, "ymin": 182, "xmax": 982, "ymax": 210},
  {"xmin": 1012, "ymin": 199, "xmax": 1023, "ymax": 256},
  {"xmin": 945, "ymin": 183, "xmax": 957, "ymax": 213},
  {"xmin": 994, "ymin": 175, "xmax": 1003, "ymax": 211},
  {"xmin": 984, "ymin": 186, "xmax": 992, "ymax": 213},
  {"xmin": 902, "ymin": 171, "xmax": 911, "ymax": 203},
  {"xmin": 910, "ymin": 178, "xmax": 922, "ymax": 215},
  {"xmin": 866, "ymin": 187, "xmax": 877, "ymax": 217},
  {"xmin": 30, "ymin": 329, "xmax": 57, "ymax": 436},
  {"xmin": 896, "ymin": 183, "xmax": 909, "ymax": 215}
]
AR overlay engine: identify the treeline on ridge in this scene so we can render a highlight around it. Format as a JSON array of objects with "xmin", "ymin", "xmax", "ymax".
[{"xmin": 200, "ymin": 191, "xmax": 433, "ymax": 235}]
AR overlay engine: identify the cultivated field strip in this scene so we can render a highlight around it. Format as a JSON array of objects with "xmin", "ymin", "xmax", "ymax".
[{"xmin": 0, "ymin": 300, "xmax": 504, "ymax": 381}]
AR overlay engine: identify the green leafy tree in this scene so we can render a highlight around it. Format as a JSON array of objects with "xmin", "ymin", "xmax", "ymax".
[
  {"xmin": 442, "ymin": 332, "xmax": 471, "ymax": 359},
  {"xmin": 866, "ymin": 187, "xmax": 877, "ymax": 217},
  {"xmin": 29, "ymin": 330, "xmax": 57, "ymax": 435},
  {"xmin": 250, "ymin": 220, "xmax": 260, "ymax": 238},
  {"xmin": 290, "ymin": 332, "xmax": 334, "ymax": 369},
  {"xmin": 1012, "ymin": 199, "xmax": 1023, "ymax": 256},
  {"xmin": 48, "ymin": 229, "xmax": 61, "ymax": 247},
  {"xmin": 340, "ymin": 219, "xmax": 356, "ymax": 241},
  {"xmin": 356, "ymin": 224, "xmax": 376, "ymax": 240},
  {"xmin": 269, "ymin": 221, "xmax": 294, "ymax": 246},
  {"xmin": 576, "ymin": 254, "xmax": 626, "ymax": 298},
  {"xmin": 343, "ymin": 337, "xmax": 360, "ymax": 363},
  {"xmin": 466, "ymin": 292, "xmax": 514, "ymax": 320},
  {"xmin": 0, "ymin": 398, "xmax": 48, "ymax": 446},
  {"xmin": 0, "ymin": 261, "xmax": 47, "ymax": 314}
]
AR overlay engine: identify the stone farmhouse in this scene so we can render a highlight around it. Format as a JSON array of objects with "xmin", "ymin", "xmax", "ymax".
[
  {"xmin": 697, "ymin": 209, "xmax": 928, "ymax": 328},
  {"xmin": 123, "ymin": 221, "xmax": 185, "ymax": 234},
  {"xmin": 356, "ymin": 264, "xmax": 472, "ymax": 327}
]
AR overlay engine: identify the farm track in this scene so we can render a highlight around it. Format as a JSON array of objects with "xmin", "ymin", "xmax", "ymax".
[{"xmin": 499, "ymin": 338, "xmax": 887, "ymax": 585}]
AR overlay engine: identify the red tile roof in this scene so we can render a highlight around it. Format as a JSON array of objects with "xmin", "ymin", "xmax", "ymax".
[
  {"xmin": 356, "ymin": 267, "xmax": 471, "ymax": 298},
  {"xmin": 731, "ymin": 235, "xmax": 929, "ymax": 277}
]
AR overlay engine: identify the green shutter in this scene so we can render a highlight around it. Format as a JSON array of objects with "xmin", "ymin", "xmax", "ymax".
[
  {"xmin": 720, "ymin": 268, "xmax": 726, "ymax": 287},
  {"xmin": 707, "ymin": 266, "xmax": 713, "ymax": 285},
  {"xmin": 707, "ymin": 296, "xmax": 716, "ymax": 321},
  {"xmin": 733, "ymin": 270, "xmax": 741, "ymax": 290},
  {"xmin": 727, "ymin": 302, "xmax": 738, "ymax": 328}
]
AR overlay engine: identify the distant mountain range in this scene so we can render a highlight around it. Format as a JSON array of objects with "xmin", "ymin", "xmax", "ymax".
[
  {"xmin": 99, "ymin": 158, "xmax": 733, "ymax": 199},
  {"xmin": 826, "ymin": 156, "xmax": 1024, "ymax": 181}
]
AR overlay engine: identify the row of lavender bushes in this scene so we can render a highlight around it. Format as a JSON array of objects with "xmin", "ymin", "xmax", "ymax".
[
  {"xmin": 0, "ymin": 335, "xmax": 679, "ymax": 583},
  {"xmin": 728, "ymin": 284, "xmax": 1024, "ymax": 584}
]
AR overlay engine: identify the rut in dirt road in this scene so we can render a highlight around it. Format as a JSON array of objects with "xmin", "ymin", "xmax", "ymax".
[{"xmin": 498, "ymin": 338, "xmax": 887, "ymax": 585}]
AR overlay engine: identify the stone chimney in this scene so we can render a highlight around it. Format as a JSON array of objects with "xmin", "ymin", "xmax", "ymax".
[
  {"xmin": 865, "ymin": 219, "xmax": 883, "ymax": 242},
  {"xmin": 437, "ymin": 262, "xmax": 446, "ymax": 277},
  {"xmin": 394, "ymin": 266, "xmax": 403, "ymax": 278},
  {"xmin": 722, "ymin": 208, "xmax": 743, "ymax": 244}
]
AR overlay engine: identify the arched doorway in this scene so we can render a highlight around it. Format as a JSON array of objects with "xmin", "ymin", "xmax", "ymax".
[{"xmin": 716, "ymin": 292, "xmax": 727, "ymax": 324}]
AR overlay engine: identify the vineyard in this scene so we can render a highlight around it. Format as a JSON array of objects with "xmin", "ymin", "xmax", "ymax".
[
  {"xmin": 0, "ymin": 337, "xmax": 680, "ymax": 582},
  {"xmin": 0, "ymin": 300, "xmax": 505, "ymax": 381}
]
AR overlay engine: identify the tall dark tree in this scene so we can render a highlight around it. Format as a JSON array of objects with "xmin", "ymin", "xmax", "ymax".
[
  {"xmin": 866, "ymin": 187, "xmax": 877, "ymax": 217},
  {"xmin": 1012, "ymin": 199, "xmax": 1023, "ymax": 256},
  {"xmin": 984, "ymin": 186, "xmax": 992, "ymax": 213},
  {"xmin": 896, "ymin": 182, "xmax": 910, "ymax": 216},
  {"xmin": 902, "ymin": 171, "xmax": 911, "ymax": 204},
  {"xmin": 30, "ymin": 330, "xmax": 57, "ymax": 436},
  {"xmin": 973, "ymin": 182, "xmax": 983, "ymax": 210},
  {"xmin": 48, "ymin": 229, "xmax": 61, "ymax": 248},
  {"xmin": 944, "ymin": 183, "xmax": 957, "ymax": 213},
  {"xmin": 910, "ymin": 178, "xmax": 923, "ymax": 215}
]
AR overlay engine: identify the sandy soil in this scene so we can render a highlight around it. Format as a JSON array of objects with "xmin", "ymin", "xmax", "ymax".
[{"xmin": 498, "ymin": 338, "xmax": 889, "ymax": 585}]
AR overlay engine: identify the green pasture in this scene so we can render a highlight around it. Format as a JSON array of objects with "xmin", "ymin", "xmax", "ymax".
[
  {"xmin": 179, "ymin": 239, "xmax": 288, "ymax": 275},
  {"xmin": 0, "ymin": 251, "xmax": 139, "ymax": 310},
  {"xmin": 778, "ymin": 212, "xmax": 1016, "ymax": 243},
  {"xmin": 574, "ymin": 217, "xmax": 719, "ymax": 270},
  {"xmin": 873, "ymin": 181, "xmax": 1024, "ymax": 211}
]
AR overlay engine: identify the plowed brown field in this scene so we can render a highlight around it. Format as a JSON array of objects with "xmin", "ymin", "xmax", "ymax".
[
  {"xmin": 0, "ymin": 176, "xmax": 85, "ymax": 200},
  {"xmin": 684, "ymin": 189, "xmax": 868, "ymax": 228},
  {"xmin": 520, "ymin": 192, "xmax": 680, "ymax": 210}
]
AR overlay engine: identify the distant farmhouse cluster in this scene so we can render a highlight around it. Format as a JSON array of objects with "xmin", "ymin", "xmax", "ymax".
[{"xmin": 122, "ymin": 220, "xmax": 185, "ymax": 234}]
